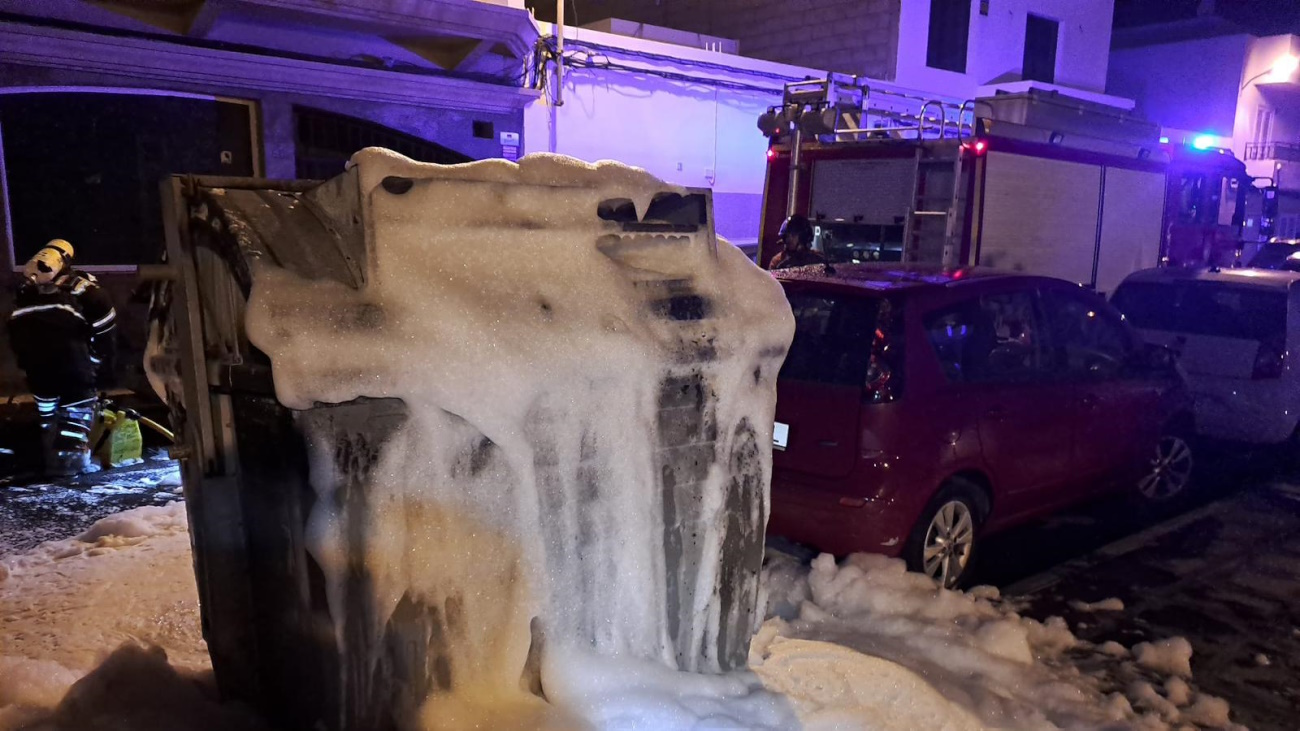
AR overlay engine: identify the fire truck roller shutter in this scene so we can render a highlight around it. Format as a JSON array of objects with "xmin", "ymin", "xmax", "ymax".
[
  {"xmin": 1095, "ymin": 167, "xmax": 1164, "ymax": 296},
  {"xmin": 978, "ymin": 152, "xmax": 1101, "ymax": 286},
  {"xmin": 810, "ymin": 159, "xmax": 915, "ymax": 225}
]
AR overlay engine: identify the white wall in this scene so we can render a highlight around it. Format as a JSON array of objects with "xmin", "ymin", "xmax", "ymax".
[
  {"xmin": 525, "ymin": 25, "xmax": 826, "ymax": 247},
  {"xmin": 894, "ymin": 0, "xmax": 1115, "ymax": 101},
  {"xmin": 523, "ymin": 16, "xmax": 1126, "ymax": 248},
  {"xmin": 524, "ymin": 25, "xmax": 795, "ymax": 247},
  {"xmin": 1235, "ymin": 34, "xmax": 1300, "ymax": 184}
]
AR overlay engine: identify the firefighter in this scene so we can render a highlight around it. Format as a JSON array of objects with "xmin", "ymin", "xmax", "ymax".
[
  {"xmin": 7, "ymin": 239, "xmax": 117, "ymax": 475},
  {"xmin": 768, "ymin": 214, "xmax": 826, "ymax": 270}
]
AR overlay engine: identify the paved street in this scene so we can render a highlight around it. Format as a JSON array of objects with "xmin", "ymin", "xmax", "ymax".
[
  {"xmin": 0, "ymin": 458, "xmax": 182, "ymax": 558},
  {"xmin": 988, "ymin": 455, "xmax": 1300, "ymax": 731}
]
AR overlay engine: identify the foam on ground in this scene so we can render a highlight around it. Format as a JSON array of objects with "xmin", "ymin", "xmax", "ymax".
[
  {"xmin": 0, "ymin": 503, "xmax": 1248, "ymax": 731},
  {"xmin": 757, "ymin": 551, "xmax": 1247, "ymax": 730},
  {"xmin": 0, "ymin": 502, "xmax": 215, "ymax": 729}
]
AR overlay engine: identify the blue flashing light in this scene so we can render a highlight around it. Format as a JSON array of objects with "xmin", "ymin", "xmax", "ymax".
[
  {"xmin": 1192, "ymin": 134, "xmax": 1215, "ymax": 150},
  {"xmin": 1159, "ymin": 136, "xmax": 1170, "ymax": 144}
]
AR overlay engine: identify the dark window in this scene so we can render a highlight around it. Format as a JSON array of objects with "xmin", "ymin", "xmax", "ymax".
[
  {"xmin": 1112, "ymin": 281, "xmax": 1287, "ymax": 343},
  {"xmin": 924, "ymin": 290, "xmax": 1047, "ymax": 383},
  {"xmin": 779, "ymin": 293, "xmax": 882, "ymax": 386},
  {"xmin": 1040, "ymin": 290, "xmax": 1132, "ymax": 380},
  {"xmin": 1175, "ymin": 172, "xmax": 1226, "ymax": 225},
  {"xmin": 1023, "ymin": 14, "xmax": 1059, "ymax": 84},
  {"xmin": 294, "ymin": 107, "xmax": 474, "ymax": 180},
  {"xmin": 472, "ymin": 120, "xmax": 495, "ymax": 139},
  {"xmin": 0, "ymin": 92, "xmax": 254, "ymax": 267},
  {"xmin": 815, "ymin": 222, "xmax": 905, "ymax": 264},
  {"xmin": 925, "ymin": 301, "xmax": 981, "ymax": 382},
  {"xmin": 927, "ymin": 0, "xmax": 972, "ymax": 73}
]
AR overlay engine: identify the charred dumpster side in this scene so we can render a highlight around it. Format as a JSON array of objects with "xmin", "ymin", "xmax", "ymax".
[
  {"xmin": 147, "ymin": 149, "xmax": 795, "ymax": 730},
  {"xmin": 148, "ymin": 173, "xmax": 384, "ymax": 729}
]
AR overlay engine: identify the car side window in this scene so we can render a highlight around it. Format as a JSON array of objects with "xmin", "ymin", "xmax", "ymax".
[
  {"xmin": 1041, "ymin": 289, "xmax": 1131, "ymax": 380},
  {"xmin": 924, "ymin": 290, "xmax": 1047, "ymax": 384}
]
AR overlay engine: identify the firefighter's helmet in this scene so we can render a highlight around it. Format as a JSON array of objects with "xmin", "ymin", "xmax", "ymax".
[
  {"xmin": 778, "ymin": 215, "xmax": 814, "ymax": 248},
  {"xmin": 24, "ymin": 239, "xmax": 75, "ymax": 286}
]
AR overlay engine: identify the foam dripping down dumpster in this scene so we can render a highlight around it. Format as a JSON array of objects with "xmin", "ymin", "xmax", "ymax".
[{"xmin": 145, "ymin": 149, "xmax": 795, "ymax": 730}]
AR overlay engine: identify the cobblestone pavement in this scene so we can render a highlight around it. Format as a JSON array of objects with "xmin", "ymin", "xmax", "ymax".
[
  {"xmin": 998, "ymin": 467, "xmax": 1300, "ymax": 731},
  {"xmin": 0, "ymin": 458, "xmax": 182, "ymax": 558}
]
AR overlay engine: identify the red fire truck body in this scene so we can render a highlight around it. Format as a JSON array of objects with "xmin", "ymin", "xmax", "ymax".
[{"xmin": 757, "ymin": 77, "xmax": 1246, "ymax": 293}]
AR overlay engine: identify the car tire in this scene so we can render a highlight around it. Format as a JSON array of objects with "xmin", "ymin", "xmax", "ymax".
[
  {"xmin": 1135, "ymin": 422, "xmax": 1196, "ymax": 503},
  {"xmin": 904, "ymin": 478, "xmax": 985, "ymax": 590}
]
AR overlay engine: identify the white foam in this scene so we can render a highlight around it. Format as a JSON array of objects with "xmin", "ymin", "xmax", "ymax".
[
  {"xmin": 1133, "ymin": 637, "xmax": 1194, "ymax": 678},
  {"xmin": 1069, "ymin": 597, "xmax": 1125, "ymax": 612},
  {"xmin": 244, "ymin": 149, "xmax": 794, "ymax": 726}
]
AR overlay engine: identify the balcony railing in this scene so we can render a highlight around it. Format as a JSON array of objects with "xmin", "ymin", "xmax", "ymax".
[{"xmin": 1244, "ymin": 141, "xmax": 1300, "ymax": 162}]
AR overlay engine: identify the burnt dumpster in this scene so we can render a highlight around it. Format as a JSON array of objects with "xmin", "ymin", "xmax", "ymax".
[{"xmin": 146, "ymin": 148, "xmax": 794, "ymax": 730}]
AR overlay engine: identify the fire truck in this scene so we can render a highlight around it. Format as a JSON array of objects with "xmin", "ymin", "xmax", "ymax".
[{"xmin": 756, "ymin": 75, "xmax": 1247, "ymax": 294}]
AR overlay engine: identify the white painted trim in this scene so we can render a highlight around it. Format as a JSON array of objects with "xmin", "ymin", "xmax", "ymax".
[
  {"xmin": 0, "ymin": 23, "xmax": 540, "ymax": 113},
  {"xmin": 0, "ymin": 86, "xmax": 218, "ymax": 100},
  {"xmin": 246, "ymin": 0, "xmax": 538, "ymax": 59}
]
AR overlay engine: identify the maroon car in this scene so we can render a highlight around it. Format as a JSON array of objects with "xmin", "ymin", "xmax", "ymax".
[{"xmin": 768, "ymin": 265, "xmax": 1192, "ymax": 587}]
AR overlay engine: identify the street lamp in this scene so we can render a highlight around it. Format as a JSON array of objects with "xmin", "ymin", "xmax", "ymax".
[{"xmin": 1241, "ymin": 54, "xmax": 1299, "ymax": 91}]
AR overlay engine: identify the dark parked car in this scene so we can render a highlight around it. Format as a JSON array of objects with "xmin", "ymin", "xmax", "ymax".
[
  {"xmin": 1248, "ymin": 241, "xmax": 1300, "ymax": 272},
  {"xmin": 768, "ymin": 265, "xmax": 1192, "ymax": 587}
]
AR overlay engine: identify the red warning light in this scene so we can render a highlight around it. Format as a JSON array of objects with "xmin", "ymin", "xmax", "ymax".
[
  {"xmin": 973, "ymin": 140, "xmax": 987, "ymax": 154},
  {"xmin": 766, "ymin": 148, "xmax": 777, "ymax": 162}
]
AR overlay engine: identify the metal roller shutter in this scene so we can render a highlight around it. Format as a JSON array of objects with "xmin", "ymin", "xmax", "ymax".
[
  {"xmin": 978, "ymin": 151, "xmax": 1101, "ymax": 285},
  {"xmin": 1095, "ymin": 167, "xmax": 1164, "ymax": 296},
  {"xmin": 809, "ymin": 158, "xmax": 914, "ymax": 225}
]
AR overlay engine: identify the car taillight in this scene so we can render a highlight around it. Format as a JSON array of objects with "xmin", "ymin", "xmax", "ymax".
[{"xmin": 1253, "ymin": 341, "xmax": 1286, "ymax": 380}]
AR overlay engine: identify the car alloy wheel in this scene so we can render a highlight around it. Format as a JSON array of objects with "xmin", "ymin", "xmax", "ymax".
[
  {"xmin": 1137, "ymin": 434, "xmax": 1193, "ymax": 501},
  {"xmin": 922, "ymin": 500, "xmax": 975, "ymax": 589}
]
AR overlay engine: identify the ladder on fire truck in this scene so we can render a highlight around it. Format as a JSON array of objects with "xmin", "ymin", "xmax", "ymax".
[{"xmin": 760, "ymin": 75, "xmax": 982, "ymax": 267}]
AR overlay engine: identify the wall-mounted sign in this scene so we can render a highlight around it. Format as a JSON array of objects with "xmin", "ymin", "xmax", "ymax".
[{"xmin": 500, "ymin": 131, "xmax": 520, "ymax": 161}]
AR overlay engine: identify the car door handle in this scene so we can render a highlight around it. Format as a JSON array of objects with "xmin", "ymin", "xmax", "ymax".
[
  {"xmin": 984, "ymin": 407, "xmax": 1005, "ymax": 422},
  {"xmin": 818, "ymin": 440, "xmax": 839, "ymax": 448}
]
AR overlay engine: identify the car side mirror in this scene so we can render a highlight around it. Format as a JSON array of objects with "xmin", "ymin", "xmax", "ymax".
[{"xmin": 1132, "ymin": 342, "xmax": 1178, "ymax": 375}]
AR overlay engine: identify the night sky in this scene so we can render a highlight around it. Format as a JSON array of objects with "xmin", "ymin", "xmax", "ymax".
[{"xmin": 1115, "ymin": 0, "xmax": 1300, "ymax": 34}]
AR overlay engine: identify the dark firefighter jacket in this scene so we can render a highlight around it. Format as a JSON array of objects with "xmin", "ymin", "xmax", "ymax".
[
  {"xmin": 769, "ymin": 248, "xmax": 827, "ymax": 270},
  {"xmin": 7, "ymin": 271, "xmax": 117, "ymax": 396}
]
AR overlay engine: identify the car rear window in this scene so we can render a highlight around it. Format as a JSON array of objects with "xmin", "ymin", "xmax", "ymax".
[
  {"xmin": 1112, "ymin": 281, "xmax": 1287, "ymax": 342},
  {"xmin": 778, "ymin": 291, "xmax": 884, "ymax": 386}
]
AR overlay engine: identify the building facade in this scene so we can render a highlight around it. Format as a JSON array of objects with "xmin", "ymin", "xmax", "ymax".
[
  {"xmin": 552, "ymin": 0, "xmax": 1125, "ymax": 106},
  {"xmin": 1110, "ymin": 22, "xmax": 1300, "ymax": 240},
  {"xmin": 0, "ymin": 0, "xmax": 540, "ymax": 394},
  {"xmin": 523, "ymin": 18, "xmax": 999, "ymax": 254}
]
